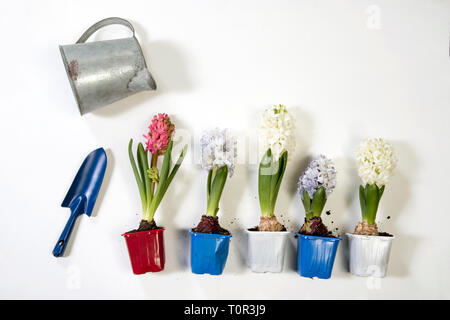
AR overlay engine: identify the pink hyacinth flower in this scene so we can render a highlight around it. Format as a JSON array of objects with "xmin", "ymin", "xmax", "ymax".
[{"xmin": 144, "ymin": 113, "xmax": 175, "ymax": 155}]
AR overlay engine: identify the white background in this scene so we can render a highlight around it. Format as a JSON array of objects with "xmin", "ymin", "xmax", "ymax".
[{"xmin": 1, "ymin": 0, "xmax": 449, "ymax": 299}]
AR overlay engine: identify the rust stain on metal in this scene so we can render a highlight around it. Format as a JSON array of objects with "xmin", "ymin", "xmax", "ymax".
[{"xmin": 68, "ymin": 60, "xmax": 79, "ymax": 81}]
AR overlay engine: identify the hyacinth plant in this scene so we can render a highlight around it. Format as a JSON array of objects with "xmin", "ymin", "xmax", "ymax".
[
  {"xmin": 298, "ymin": 155, "xmax": 337, "ymax": 237},
  {"xmin": 257, "ymin": 105, "xmax": 295, "ymax": 231},
  {"xmin": 128, "ymin": 113, "xmax": 188, "ymax": 232},
  {"xmin": 193, "ymin": 128, "xmax": 237, "ymax": 235},
  {"xmin": 354, "ymin": 138, "xmax": 397, "ymax": 236}
]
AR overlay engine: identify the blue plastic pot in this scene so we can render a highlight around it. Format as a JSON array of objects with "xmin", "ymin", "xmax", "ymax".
[
  {"xmin": 189, "ymin": 231, "xmax": 232, "ymax": 275},
  {"xmin": 296, "ymin": 233, "xmax": 341, "ymax": 279}
]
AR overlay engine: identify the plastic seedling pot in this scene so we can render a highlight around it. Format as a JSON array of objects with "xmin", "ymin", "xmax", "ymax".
[
  {"xmin": 189, "ymin": 231, "xmax": 232, "ymax": 275},
  {"xmin": 122, "ymin": 228, "xmax": 165, "ymax": 275},
  {"xmin": 296, "ymin": 233, "xmax": 341, "ymax": 279},
  {"xmin": 246, "ymin": 230, "xmax": 289, "ymax": 273},
  {"xmin": 346, "ymin": 233, "xmax": 394, "ymax": 277}
]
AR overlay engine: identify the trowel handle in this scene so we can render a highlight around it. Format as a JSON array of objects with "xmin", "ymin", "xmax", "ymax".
[
  {"xmin": 76, "ymin": 17, "xmax": 135, "ymax": 44},
  {"xmin": 52, "ymin": 210, "xmax": 81, "ymax": 257}
]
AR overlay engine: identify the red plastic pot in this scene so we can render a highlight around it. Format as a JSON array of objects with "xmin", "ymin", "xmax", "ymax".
[{"xmin": 122, "ymin": 228, "xmax": 165, "ymax": 274}]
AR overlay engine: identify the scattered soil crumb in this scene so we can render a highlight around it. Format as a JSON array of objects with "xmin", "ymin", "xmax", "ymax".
[{"xmin": 378, "ymin": 232, "xmax": 394, "ymax": 237}]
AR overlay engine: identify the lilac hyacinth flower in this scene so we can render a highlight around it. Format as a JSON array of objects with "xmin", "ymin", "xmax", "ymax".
[
  {"xmin": 200, "ymin": 128, "xmax": 237, "ymax": 177},
  {"xmin": 298, "ymin": 155, "xmax": 337, "ymax": 199}
]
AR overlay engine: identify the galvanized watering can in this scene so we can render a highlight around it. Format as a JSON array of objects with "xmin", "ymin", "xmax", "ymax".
[{"xmin": 60, "ymin": 17, "xmax": 156, "ymax": 115}]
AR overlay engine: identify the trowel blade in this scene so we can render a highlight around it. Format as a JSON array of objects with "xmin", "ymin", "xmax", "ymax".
[{"xmin": 61, "ymin": 148, "xmax": 107, "ymax": 216}]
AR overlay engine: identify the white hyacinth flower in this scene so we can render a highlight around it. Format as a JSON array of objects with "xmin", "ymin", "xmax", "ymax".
[
  {"xmin": 356, "ymin": 138, "xmax": 397, "ymax": 186},
  {"xmin": 201, "ymin": 128, "xmax": 237, "ymax": 177},
  {"xmin": 259, "ymin": 105, "xmax": 296, "ymax": 161}
]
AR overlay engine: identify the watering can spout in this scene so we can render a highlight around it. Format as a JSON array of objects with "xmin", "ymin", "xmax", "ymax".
[
  {"xmin": 128, "ymin": 68, "xmax": 157, "ymax": 92},
  {"xmin": 60, "ymin": 17, "xmax": 156, "ymax": 115}
]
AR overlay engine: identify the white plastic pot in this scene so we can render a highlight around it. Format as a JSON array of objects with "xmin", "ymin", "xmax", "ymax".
[
  {"xmin": 346, "ymin": 233, "xmax": 394, "ymax": 278},
  {"xmin": 246, "ymin": 230, "xmax": 289, "ymax": 273}
]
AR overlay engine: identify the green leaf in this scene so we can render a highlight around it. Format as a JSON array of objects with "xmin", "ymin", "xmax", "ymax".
[
  {"xmin": 258, "ymin": 149, "xmax": 273, "ymax": 217},
  {"xmin": 365, "ymin": 183, "xmax": 381, "ymax": 225},
  {"xmin": 311, "ymin": 186, "xmax": 326, "ymax": 217},
  {"xmin": 160, "ymin": 144, "xmax": 188, "ymax": 198},
  {"xmin": 159, "ymin": 141, "xmax": 173, "ymax": 186},
  {"xmin": 206, "ymin": 165, "xmax": 228, "ymax": 217},
  {"xmin": 128, "ymin": 139, "xmax": 147, "ymax": 213},
  {"xmin": 207, "ymin": 168, "xmax": 212, "ymax": 202},
  {"xmin": 302, "ymin": 190, "xmax": 312, "ymax": 218},
  {"xmin": 269, "ymin": 151, "xmax": 288, "ymax": 214},
  {"xmin": 258, "ymin": 150, "xmax": 288, "ymax": 218},
  {"xmin": 207, "ymin": 165, "xmax": 218, "ymax": 204},
  {"xmin": 137, "ymin": 143, "xmax": 152, "ymax": 211},
  {"xmin": 379, "ymin": 185, "xmax": 385, "ymax": 198},
  {"xmin": 359, "ymin": 184, "xmax": 367, "ymax": 220},
  {"xmin": 148, "ymin": 140, "xmax": 173, "ymax": 219}
]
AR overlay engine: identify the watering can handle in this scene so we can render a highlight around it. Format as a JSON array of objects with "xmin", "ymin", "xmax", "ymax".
[{"xmin": 76, "ymin": 17, "xmax": 135, "ymax": 44}]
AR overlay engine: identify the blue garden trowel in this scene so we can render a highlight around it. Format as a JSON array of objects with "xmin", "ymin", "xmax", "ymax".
[{"xmin": 53, "ymin": 148, "xmax": 107, "ymax": 257}]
